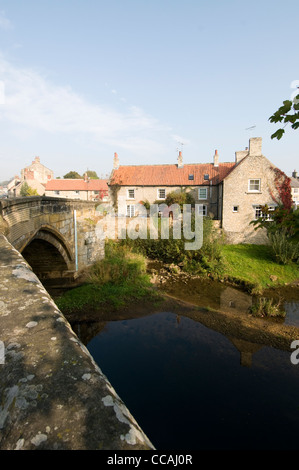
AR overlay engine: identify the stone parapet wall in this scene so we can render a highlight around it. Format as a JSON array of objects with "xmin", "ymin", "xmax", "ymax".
[{"xmin": 0, "ymin": 234, "xmax": 154, "ymax": 450}]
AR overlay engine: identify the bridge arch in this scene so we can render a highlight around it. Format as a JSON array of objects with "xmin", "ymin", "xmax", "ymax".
[{"xmin": 20, "ymin": 225, "xmax": 75, "ymax": 284}]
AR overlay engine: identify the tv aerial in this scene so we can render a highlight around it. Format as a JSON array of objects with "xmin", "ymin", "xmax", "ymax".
[
  {"xmin": 176, "ymin": 140, "xmax": 185, "ymax": 154},
  {"xmin": 245, "ymin": 125, "xmax": 256, "ymax": 135}
]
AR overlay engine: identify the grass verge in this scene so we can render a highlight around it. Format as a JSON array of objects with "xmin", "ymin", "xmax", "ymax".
[
  {"xmin": 55, "ymin": 242, "xmax": 159, "ymax": 314},
  {"xmin": 221, "ymin": 244, "xmax": 299, "ymax": 293}
]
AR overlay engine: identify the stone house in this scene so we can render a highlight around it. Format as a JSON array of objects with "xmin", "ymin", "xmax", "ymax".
[
  {"xmin": 109, "ymin": 150, "xmax": 235, "ymax": 218},
  {"xmin": 108, "ymin": 137, "xmax": 283, "ymax": 244},
  {"xmin": 221, "ymin": 137, "xmax": 280, "ymax": 243},
  {"xmin": 45, "ymin": 175, "xmax": 109, "ymax": 202},
  {"xmin": 8, "ymin": 157, "xmax": 53, "ymax": 196}
]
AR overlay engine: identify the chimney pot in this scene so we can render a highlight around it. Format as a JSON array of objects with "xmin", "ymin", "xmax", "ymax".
[
  {"xmin": 213, "ymin": 150, "xmax": 219, "ymax": 167},
  {"xmin": 113, "ymin": 152, "xmax": 119, "ymax": 170}
]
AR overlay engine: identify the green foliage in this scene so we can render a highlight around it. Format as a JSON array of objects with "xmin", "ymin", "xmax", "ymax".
[
  {"xmin": 85, "ymin": 170, "xmax": 99, "ymax": 179},
  {"xmin": 164, "ymin": 189, "xmax": 195, "ymax": 209},
  {"xmin": 140, "ymin": 199, "xmax": 151, "ymax": 210},
  {"xmin": 268, "ymin": 229, "xmax": 299, "ymax": 265},
  {"xmin": 269, "ymin": 93, "xmax": 299, "ymax": 140},
  {"xmin": 56, "ymin": 242, "xmax": 154, "ymax": 313},
  {"xmin": 88, "ymin": 241, "xmax": 147, "ymax": 286},
  {"xmin": 120, "ymin": 216, "xmax": 224, "ymax": 277},
  {"xmin": 249, "ymin": 297, "xmax": 285, "ymax": 318},
  {"xmin": 20, "ymin": 182, "xmax": 38, "ymax": 196},
  {"xmin": 251, "ymin": 205, "xmax": 299, "ymax": 239},
  {"xmin": 63, "ymin": 171, "xmax": 82, "ymax": 179}
]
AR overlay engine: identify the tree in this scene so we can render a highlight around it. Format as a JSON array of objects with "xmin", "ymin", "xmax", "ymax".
[
  {"xmin": 164, "ymin": 189, "xmax": 195, "ymax": 209},
  {"xmin": 63, "ymin": 171, "xmax": 82, "ymax": 179},
  {"xmin": 269, "ymin": 88, "xmax": 299, "ymax": 140},
  {"xmin": 85, "ymin": 170, "xmax": 98, "ymax": 179},
  {"xmin": 20, "ymin": 182, "xmax": 38, "ymax": 197}
]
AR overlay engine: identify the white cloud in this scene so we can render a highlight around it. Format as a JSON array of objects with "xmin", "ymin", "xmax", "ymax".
[
  {"xmin": 0, "ymin": 56, "xmax": 171, "ymax": 156},
  {"xmin": 0, "ymin": 11, "xmax": 12, "ymax": 30}
]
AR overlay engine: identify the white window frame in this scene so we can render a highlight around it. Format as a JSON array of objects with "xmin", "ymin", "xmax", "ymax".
[
  {"xmin": 253, "ymin": 205, "xmax": 275, "ymax": 220},
  {"xmin": 294, "ymin": 188, "xmax": 298, "ymax": 194},
  {"xmin": 248, "ymin": 179, "xmax": 261, "ymax": 192},
  {"xmin": 157, "ymin": 188, "xmax": 166, "ymax": 199},
  {"xmin": 198, "ymin": 204, "xmax": 207, "ymax": 216},
  {"xmin": 126, "ymin": 204, "xmax": 135, "ymax": 217},
  {"xmin": 127, "ymin": 188, "xmax": 135, "ymax": 199},
  {"xmin": 198, "ymin": 187, "xmax": 208, "ymax": 200}
]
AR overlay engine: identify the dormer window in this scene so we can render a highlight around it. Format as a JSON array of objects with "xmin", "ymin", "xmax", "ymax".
[
  {"xmin": 204, "ymin": 174, "xmax": 209, "ymax": 180},
  {"xmin": 188, "ymin": 174, "xmax": 194, "ymax": 180}
]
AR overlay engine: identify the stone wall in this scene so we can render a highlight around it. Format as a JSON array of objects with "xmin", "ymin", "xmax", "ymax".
[
  {"xmin": 0, "ymin": 234, "xmax": 154, "ymax": 450},
  {"xmin": 0, "ymin": 197, "xmax": 105, "ymax": 276}
]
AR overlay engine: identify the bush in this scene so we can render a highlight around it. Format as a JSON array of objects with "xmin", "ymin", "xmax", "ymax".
[
  {"xmin": 56, "ymin": 242, "xmax": 154, "ymax": 313},
  {"xmin": 120, "ymin": 216, "xmax": 224, "ymax": 277},
  {"xmin": 249, "ymin": 296, "xmax": 285, "ymax": 318},
  {"xmin": 268, "ymin": 229, "xmax": 299, "ymax": 265},
  {"xmin": 88, "ymin": 241, "xmax": 147, "ymax": 286}
]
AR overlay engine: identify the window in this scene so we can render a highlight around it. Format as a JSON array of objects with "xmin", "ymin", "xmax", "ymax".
[
  {"xmin": 198, "ymin": 204, "xmax": 207, "ymax": 216},
  {"xmin": 93, "ymin": 190, "xmax": 99, "ymax": 194},
  {"xmin": 204, "ymin": 174, "xmax": 209, "ymax": 181},
  {"xmin": 248, "ymin": 179, "xmax": 261, "ymax": 192},
  {"xmin": 126, "ymin": 205, "xmax": 135, "ymax": 217},
  {"xmin": 54, "ymin": 190, "xmax": 60, "ymax": 195},
  {"xmin": 198, "ymin": 188, "xmax": 207, "ymax": 200},
  {"xmin": 294, "ymin": 188, "xmax": 298, "ymax": 193},
  {"xmin": 233, "ymin": 206, "xmax": 239, "ymax": 212},
  {"xmin": 254, "ymin": 205, "xmax": 275, "ymax": 220},
  {"xmin": 75, "ymin": 190, "xmax": 80, "ymax": 194},
  {"xmin": 127, "ymin": 189, "xmax": 135, "ymax": 199},
  {"xmin": 158, "ymin": 188, "xmax": 166, "ymax": 199},
  {"xmin": 188, "ymin": 174, "xmax": 194, "ymax": 180}
]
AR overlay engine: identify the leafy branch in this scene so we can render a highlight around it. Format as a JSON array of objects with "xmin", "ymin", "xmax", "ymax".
[{"xmin": 269, "ymin": 90, "xmax": 299, "ymax": 140}]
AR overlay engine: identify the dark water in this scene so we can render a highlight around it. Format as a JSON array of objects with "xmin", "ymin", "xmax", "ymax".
[{"xmin": 77, "ymin": 309, "xmax": 299, "ymax": 450}]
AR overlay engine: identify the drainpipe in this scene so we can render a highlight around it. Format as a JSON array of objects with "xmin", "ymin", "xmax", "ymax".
[{"xmin": 74, "ymin": 209, "xmax": 78, "ymax": 272}]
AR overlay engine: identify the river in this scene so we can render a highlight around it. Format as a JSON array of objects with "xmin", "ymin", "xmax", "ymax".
[{"xmin": 67, "ymin": 275, "xmax": 299, "ymax": 450}]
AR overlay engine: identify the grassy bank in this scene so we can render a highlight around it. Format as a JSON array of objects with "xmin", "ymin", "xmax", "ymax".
[
  {"xmin": 55, "ymin": 242, "xmax": 159, "ymax": 315},
  {"xmin": 221, "ymin": 244, "xmax": 299, "ymax": 293}
]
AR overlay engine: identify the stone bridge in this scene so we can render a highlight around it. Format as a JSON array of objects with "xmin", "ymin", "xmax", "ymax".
[
  {"xmin": 0, "ymin": 196, "xmax": 104, "ymax": 286},
  {"xmin": 0, "ymin": 197, "xmax": 154, "ymax": 450}
]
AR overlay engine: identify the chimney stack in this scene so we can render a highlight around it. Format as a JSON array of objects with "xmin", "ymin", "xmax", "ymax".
[
  {"xmin": 292, "ymin": 169, "xmax": 298, "ymax": 179},
  {"xmin": 249, "ymin": 137, "xmax": 262, "ymax": 156},
  {"xmin": 178, "ymin": 151, "xmax": 183, "ymax": 168},
  {"xmin": 213, "ymin": 150, "xmax": 219, "ymax": 167},
  {"xmin": 113, "ymin": 152, "xmax": 119, "ymax": 170}
]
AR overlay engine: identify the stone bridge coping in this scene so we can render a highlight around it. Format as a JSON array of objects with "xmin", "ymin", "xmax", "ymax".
[{"xmin": 0, "ymin": 234, "xmax": 154, "ymax": 450}]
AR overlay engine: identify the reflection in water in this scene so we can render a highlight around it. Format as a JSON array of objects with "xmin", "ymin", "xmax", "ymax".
[
  {"xmin": 74, "ymin": 310, "xmax": 299, "ymax": 450},
  {"xmin": 160, "ymin": 276, "xmax": 299, "ymax": 325}
]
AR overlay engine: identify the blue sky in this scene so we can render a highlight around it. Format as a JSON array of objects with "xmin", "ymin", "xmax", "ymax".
[{"xmin": 0, "ymin": 0, "xmax": 298, "ymax": 181}]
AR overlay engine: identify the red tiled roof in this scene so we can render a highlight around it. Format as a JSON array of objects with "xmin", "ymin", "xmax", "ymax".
[
  {"xmin": 109, "ymin": 163, "xmax": 236, "ymax": 186},
  {"xmin": 45, "ymin": 179, "xmax": 108, "ymax": 191}
]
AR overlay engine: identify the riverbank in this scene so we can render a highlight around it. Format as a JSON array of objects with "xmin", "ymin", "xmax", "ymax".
[
  {"xmin": 220, "ymin": 244, "xmax": 299, "ymax": 293},
  {"xmin": 53, "ymin": 242, "xmax": 298, "ymax": 326}
]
